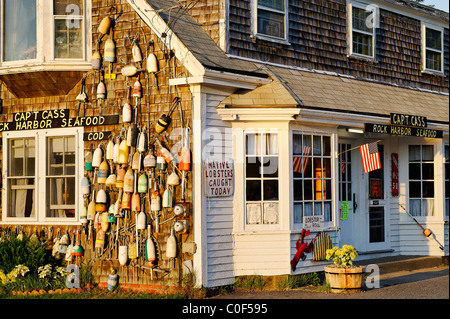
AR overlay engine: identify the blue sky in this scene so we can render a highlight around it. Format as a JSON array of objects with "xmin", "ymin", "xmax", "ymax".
[{"xmin": 422, "ymin": 0, "xmax": 449, "ymax": 12}]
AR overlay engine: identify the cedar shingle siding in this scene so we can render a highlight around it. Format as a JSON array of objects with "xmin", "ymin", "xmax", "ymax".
[{"xmin": 225, "ymin": 0, "xmax": 448, "ymax": 93}]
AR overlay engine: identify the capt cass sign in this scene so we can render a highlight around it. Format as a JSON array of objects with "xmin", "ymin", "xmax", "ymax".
[{"xmin": 204, "ymin": 160, "xmax": 234, "ymax": 197}]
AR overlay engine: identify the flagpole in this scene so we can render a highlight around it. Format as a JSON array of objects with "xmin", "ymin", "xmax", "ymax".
[{"xmin": 336, "ymin": 140, "xmax": 381, "ymax": 157}]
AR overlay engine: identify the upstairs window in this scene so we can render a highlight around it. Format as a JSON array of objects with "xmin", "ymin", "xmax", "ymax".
[
  {"xmin": 348, "ymin": 3, "xmax": 377, "ymax": 58},
  {"xmin": 0, "ymin": 0, "xmax": 89, "ymax": 68},
  {"xmin": 422, "ymin": 24, "xmax": 443, "ymax": 73},
  {"xmin": 253, "ymin": 0, "xmax": 287, "ymax": 41}
]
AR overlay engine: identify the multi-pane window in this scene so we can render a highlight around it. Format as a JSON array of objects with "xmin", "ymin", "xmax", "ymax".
[
  {"xmin": 3, "ymin": 129, "xmax": 82, "ymax": 223},
  {"xmin": 2, "ymin": 0, "xmax": 37, "ymax": 62},
  {"xmin": 245, "ymin": 132, "xmax": 279, "ymax": 225},
  {"xmin": 338, "ymin": 144, "xmax": 352, "ymax": 202},
  {"xmin": 409, "ymin": 145, "xmax": 434, "ymax": 216},
  {"xmin": 256, "ymin": 0, "xmax": 287, "ymax": 39},
  {"xmin": 47, "ymin": 136, "xmax": 76, "ymax": 218},
  {"xmin": 6, "ymin": 138, "xmax": 36, "ymax": 218},
  {"xmin": 424, "ymin": 26, "xmax": 443, "ymax": 72},
  {"xmin": 351, "ymin": 6, "xmax": 375, "ymax": 57},
  {"xmin": 293, "ymin": 133, "xmax": 332, "ymax": 223},
  {"xmin": 54, "ymin": 0, "xmax": 84, "ymax": 59},
  {"xmin": 0, "ymin": 0, "xmax": 87, "ymax": 66}
]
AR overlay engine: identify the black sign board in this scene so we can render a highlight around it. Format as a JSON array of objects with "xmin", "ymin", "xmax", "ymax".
[
  {"xmin": 365, "ymin": 123, "xmax": 443, "ymax": 139},
  {"xmin": 390, "ymin": 113, "xmax": 427, "ymax": 128},
  {"xmin": 0, "ymin": 110, "xmax": 119, "ymax": 132},
  {"xmin": 83, "ymin": 131, "xmax": 112, "ymax": 141}
]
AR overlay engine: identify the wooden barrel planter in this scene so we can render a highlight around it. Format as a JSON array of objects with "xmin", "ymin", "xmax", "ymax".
[{"xmin": 324, "ymin": 266, "xmax": 365, "ymax": 293}]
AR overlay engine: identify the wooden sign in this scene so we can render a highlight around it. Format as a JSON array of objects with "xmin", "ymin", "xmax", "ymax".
[
  {"xmin": 391, "ymin": 113, "xmax": 427, "ymax": 128},
  {"xmin": 0, "ymin": 110, "xmax": 119, "ymax": 132},
  {"xmin": 204, "ymin": 160, "xmax": 234, "ymax": 197},
  {"xmin": 364, "ymin": 123, "xmax": 443, "ymax": 139},
  {"xmin": 83, "ymin": 131, "xmax": 112, "ymax": 141}
]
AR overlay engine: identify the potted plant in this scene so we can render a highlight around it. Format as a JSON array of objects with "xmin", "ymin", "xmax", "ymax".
[{"xmin": 324, "ymin": 245, "xmax": 364, "ymax": 293}]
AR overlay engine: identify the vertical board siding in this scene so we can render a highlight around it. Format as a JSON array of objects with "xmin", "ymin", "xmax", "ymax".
[{"xmin": 204, "ymin": 92, "xmax": 235, "ymax": 287}]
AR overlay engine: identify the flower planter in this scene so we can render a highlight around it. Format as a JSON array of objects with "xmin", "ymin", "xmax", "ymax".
[{"xmin": 324, "ymin": 265, "xmax": 364, "ymax": 293}]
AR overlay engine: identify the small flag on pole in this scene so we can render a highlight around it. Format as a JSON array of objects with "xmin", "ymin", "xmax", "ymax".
[
  {"xmin": 293, "ymin": 146, "xmax": 311, "ymax": 174},
  {"xmin": 360, "ymin": 142, "xmax": 381, "ymax": 173}
]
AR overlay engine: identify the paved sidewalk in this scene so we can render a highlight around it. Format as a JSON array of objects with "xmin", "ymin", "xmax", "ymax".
[{"xmin": 210, "ymin": 265, "xmax": 449, "ymax": 299}]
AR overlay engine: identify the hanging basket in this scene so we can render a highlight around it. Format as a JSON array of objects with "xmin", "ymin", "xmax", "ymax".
[{"xmin": 324, "ymin": 265, "xmax": 365, "ymax": 293}]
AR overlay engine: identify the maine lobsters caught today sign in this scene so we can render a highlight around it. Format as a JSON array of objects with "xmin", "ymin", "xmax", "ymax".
[{"xmin": 0, "ymin": 110, "xmax": 118, "ymax": 140}]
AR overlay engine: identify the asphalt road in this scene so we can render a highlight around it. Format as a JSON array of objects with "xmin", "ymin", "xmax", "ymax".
[{"xmin": 210, "ymin": 266, "xmax": 449, "ymax": 299}]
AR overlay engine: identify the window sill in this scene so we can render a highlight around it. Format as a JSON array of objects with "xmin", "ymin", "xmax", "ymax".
[
  {"xmin": 0, "ymin": 61, "xmax": 91, "ymax": 75},
  {"xmin": 421, "ymin": 69, "xmax": 445, "ymax": 77},
  {"xmin": 348, "ymin": 53, "xmax": 378, "ymax": 64},
  {"xmin": 252, "ymin": 33, "xmax": 291, "ymax": 46}
]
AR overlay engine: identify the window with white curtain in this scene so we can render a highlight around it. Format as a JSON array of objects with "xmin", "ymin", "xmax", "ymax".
[
  {"xmin": 2, "ymin": 128, "xmax": 82, "ymax": 224},
  {"xmin": 0, "ymin": 0, "xmax": 88, "ymax": 67},
  {"xmin": 245, "ymin": 132, "xmax": 279, "ymax": 225},
  {"xmin": 253, "ymin": 0, "xmax": 288, "ymax": 40},
  {"xmin": 408, "ymin": 145, "xmax": 434, "ymax": 216},
  {"xmin": 445, "ymin": 144, "xmax": 449, "ymax": 219}
]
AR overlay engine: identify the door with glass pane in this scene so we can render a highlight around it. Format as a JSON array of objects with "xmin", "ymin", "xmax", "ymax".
[
  {"xmin": 366, "ymin": 144, "xmax": 389, "ymax": 251},
  {"xmin": 338, "ymin": 143, "xmax": 355, "ymax": 246}
]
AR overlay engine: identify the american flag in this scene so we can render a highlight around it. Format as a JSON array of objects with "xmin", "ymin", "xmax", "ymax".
[
  {"xmin": 293, "ymin": 146, "xmax": 311, "ymax": 174},
  {"xmin": 360, "ymin": 142, "xmax": 381, "ymax": 173}
]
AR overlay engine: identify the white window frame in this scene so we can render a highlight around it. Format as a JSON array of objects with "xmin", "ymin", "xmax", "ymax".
[
  {"xmin": 292, "ymin": 132, "xmax": 333, "ymax": 229},
  {"xmin": 251, "ymin": 0, "xmax": 289, "ymax": 44},
  {"xmin": 445, "ymin": 143, "xmax": 449, "ymax": 220},
  {"xmin": 244, "ymin": 130, "xmax": 280, "ymax": 228},
  {"xmin": 347, "ymin": 1, "xmax": 378, "ymax": 60},
  {"xmin": 1, "ymin": 127, "xmax": 84, "ymax": 225},
  {"xmin": 0, "ymin": 0, "xmax": 91, "ymax": 72},
  {"xmin": 421, "ymin": 22, "xmax": 444, "ymax": 74}
]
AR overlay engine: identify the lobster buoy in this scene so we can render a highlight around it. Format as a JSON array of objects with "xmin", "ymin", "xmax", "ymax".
[
  {"xmin": 92, "ymin": 146, "xmax": 103, "ymax": 169},
  {"xmin": 145, "ymin": 225, "xmax": 156, "ymax": 267},
  {"xmin": 121, "ymin": 65, "xmax": 139, "ymax": 77},
  {"xmin": 137, "ymin": 173, "xmax": 148, "ymax": 193},
  {"xmin": 147, "ymin": 53, "xmax": 158, "ymax": 73},
  {"xmin": 132, "ymin": 151, "xmax": 141, "ymax": 171},
  {"xmin": 131, "ymin": 192, "xmax": 140, "ymax": 213},
  {"xmin": 156, "ymin": 152, "xmax": 166, "ymax": 171},
  {"xmin": 166, "ymin": 228, "xmax": 177, "ymax": 260},
  {"xmin": 127, "ymin": 124, "xmax": 138, "ymax": 148},
  {"xmin": 116, "ymin": 167, "xmax": 126, "ymax": 189},
  {"xmin": 107, "ymin": 268, "xmax": 118, "ymax": 291},
  {"xmin": 97, "ymin": 160, "xmax": 109, "ymax": 184},
  {"xmin": 97, "ymin": 81, "xmax": 106, "ymax": 100},
  {"xmin": 113, "ymin": 137, "xmax": 120, "ymax": 164},
  {"xmin": 106, "ymin": 139, "xmax": 115, "ymax": 161},
  {"xmin": 81, "ymin": 176, "xmax": 91, "ymax": 196},
  {"xmin": 92, "ymin": 51, "xmax": 102, "ymax": 70},
  {"xmin": 155, "ymin": 114, "xmax": 171, "ymax": 133},
  {"xmin": 167, "ymin": 171, "xmax": 180, "ymax": 186},
  {"xmin": 150, "ymin": 182, "xmax": 161, "ymax": 212},
  {"xmin": 124, "ymin": 168, "xmax": 134, "ymax": 193},
  {"xmin": 98, "ymin": 16, "xmax": 112, "ymax": 35},
  {"xmin": 122, "ymin": 102, "xmax": 132, "ymax": 123},
  {"xmin": 118, "ymin": 245, "xmax": 128, "ymax": 266},
  {"xmin": 87, "ymin": 191, "xmax": 96, "ymax": 220},
  {"xmin": 137, "ymin": 130, "xmax": 148, "ymax": 153},
  {"xmin": 104, "ymin": 38, "xmax": 116, "ymax": 63},
  {"xmin": 132, "ymin": 43, "xmax": 143, "ymax": 64},
  {"xmin": 85, "ymin": 151, "xmax": 93, "ymax": 171},
  {"xmin": 132, "ymin": 80, "xmax": 142, "ymax": 98},
  {"xmin": 118, "ymin": 140, "xmax": 129, "ymax": 165},
  {"xmin": 143, "ymin": 153, "xmax": 156, "ymax": 168},
  {"xmin": 137, "ymin": 210, "xmax": 146, "ymax": 230},
  {"xmin": 162, "ymin": 187, "xmax": 172, "ymax": 208},
  {"xmin": 101, "ymin": 212, "xmax": 109, "ymax": 232},
  {"xmin": 121, "ymin": 191, "xmax": 131, "ymax": 210}
]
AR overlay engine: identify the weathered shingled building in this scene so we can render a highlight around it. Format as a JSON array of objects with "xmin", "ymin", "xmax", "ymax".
[{"xmin": 0, "ymin": 0, "xmax": 448, "ymax": 290}]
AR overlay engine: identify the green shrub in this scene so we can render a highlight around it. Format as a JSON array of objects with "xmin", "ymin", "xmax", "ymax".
[{"xmin": 0, "ymin": 232, "xmax": 57, "ymax": 274}]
